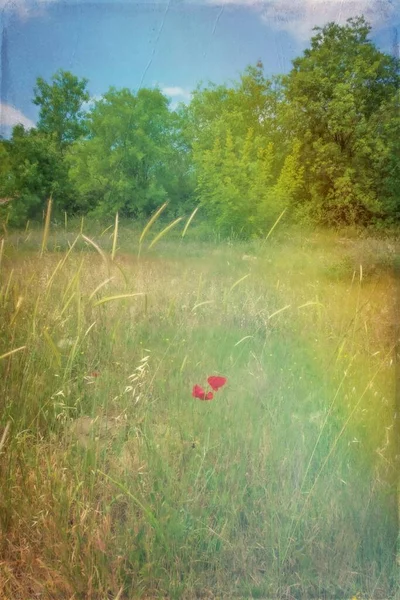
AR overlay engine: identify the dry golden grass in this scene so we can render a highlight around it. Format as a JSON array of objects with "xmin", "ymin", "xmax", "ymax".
[{"xmin": 0, "ymin": 223, "xmax": 398, "ymax": 599}]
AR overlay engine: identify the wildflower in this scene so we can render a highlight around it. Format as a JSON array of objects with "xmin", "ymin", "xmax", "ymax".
[
  {"xmin": 91, "ymin": 371, "xmax": 100, "ymax": 378},
  {"xmin": 192, "ymin": 376, "xmax": 227, "ymax": 401},
  {"xmin": 192, "ymin": 384, "xmax": 213, "ymax": 401},
  {"xmin": 207, "ymin": 376, "xmax": 227, "ymax": 391}
]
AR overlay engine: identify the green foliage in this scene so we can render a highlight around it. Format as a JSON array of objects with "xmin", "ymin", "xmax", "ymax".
[
  {"xmin": 189, "ymin": 64, "xmax": 300, "ymax": 237},
  {"xmin": 67, "ymin": 87, "xmax": 194, "ymax": 218},
  {"xmin": 0, "ymin": 140, "xmax": 12, "ymax": 195},
  {"xmin": 0, "ymin": 126, "xmax": 73, "ymax": 226},
  {"xmin": 2, "ymin": 18, "xmax": 399, "ymax": 232},
  {"xmin": 365, "ymin": 95, "xmax": 400, "ymax": 222},
  {"xmin": 284, "ymin": 16, "xmax": 400, "ymax": 226},
  {"xmin": 190, "ymin": 17, "xmax": 399, "ymax": 233},
  {"xmin": 186, "ymin": 63, "xmax": 285, "ymax": 155},
  {"xmin": 33, "ymin": 69, "xmax": 90, "ymax": 150},
  {"xmin": 0, "ymin": 70, "xmax": 90, "ymax": 225}
]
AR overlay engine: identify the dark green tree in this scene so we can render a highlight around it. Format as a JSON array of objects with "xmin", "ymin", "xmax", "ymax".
[
  {"xmin": 0, "ymin": 139, "xmax": 12, "ymax": 194},
  {"xmin": 1, "ymin": 70, "xmax": 90, "ymax": 225},
  {"xmin": 33, "ymin": 70, "xmax": 90, "ymax": 151},
  {"xmin": 67, "ymin": 87, "xmax": 193, "ymax": 217},
  {"xmin": 0, "ymin": 125, "xmax": 72, "ymax": 226},
  {"xmin": 283, "ymin": 16, "xmax": 400, "ymax": 225}
]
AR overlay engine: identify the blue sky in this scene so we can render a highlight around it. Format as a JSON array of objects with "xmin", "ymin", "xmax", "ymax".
[{"xmin": 0, "ymin": 0, "xmax": 399, "ymax": 136}]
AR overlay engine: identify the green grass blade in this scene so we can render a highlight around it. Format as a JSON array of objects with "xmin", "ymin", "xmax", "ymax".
[
  {"xmin": 191, "ymin": 300, "xmax": 213, "ymax": 312},
  {"xmin": 297, "ymin": 300, "xmax": 324, "ymax": 310},
  {"xmin": 228, "ymin": 273, "xmax": 250, "ymax": 294},
  {"xmin": 268, "ymin": 304, "xmax": 291, "ymax": 319},
  {"xmin": 4, "ymin": 269, "xmax": 14, "ymax": 302},
  {"xmin": 45, "ymin": 235, "xmax": 80, "ymax": 295},
  {"xmin": 0, "ymin": 346, "xmax": 26, "ymax": 361},
  {"xmin": 148, "ymin": 217, "xmax": 183, "ymax": 250},
  {"xmin": 81, "ymin": 234, "xmax": 108, "ymax": 268},
  {"xmin": 0, "ymin": 238, "xmax": 4, "ymax": 274},
  {"xmin": 234, "ymin": 335, "xmax": 253, "ymax": 347},
  {"xmin": 139, "ymin": 202, "xmax": 168, "ymax": 245},
  {"xmin": 182, "ymin": 206, "xmax": 199, "ymax": 238},
  {"xmin": 265, "ymin": 206, "xmax": 287, "ymax": 241},
  {"xmin": 40, "ymin": 195, "xmax": 52, "ymax": 257},
  {"xmin": 43, "ymin": 329, "xmax": 61, "ymax": 368},
  {"xmin": 0, "ymin": 421, "xmax": 11, "ymax": 454},
  {"xmin": 88, "ymin": 277, "xmax": 115, "ymax": 302},
  {"xmin": 100, "ymin": 224, "xmax": 113, "ymax": 237},
  {"xmin": 111, "ymin": 212, "xmax": 119, "ymax": 261},
  {"xmin": 92, "ymin": 292, "xmax": 145, "ymax": 307}
]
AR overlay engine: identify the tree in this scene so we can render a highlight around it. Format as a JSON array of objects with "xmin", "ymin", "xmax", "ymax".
[
  {"xmin": 185, "ymin": 62, "xmax": 284, "ymax": 155},
  {"xmin": 186, "ymin": 63, "xmax": 300, "ymax": 236},
  {"xmin": 33, "ymin": 70, "xmax": 90, "ymax": 151},
  {"xmin": 365, "ymin": 94, "xmax": 400, "ymax": 223},
  {"xmin": 67, "ymin": 87, "xmax": 192, "ymax": 217},
  {"xmin": 0, "ymin": 125, "xmax": 72, "ymax": 226},
  {"xmin": 283, "ymin": 17, "xmax": 400, "ymax": 225},
  {"xmin": 0, "ymin": 69, "xmax": 92, "ymax": 223},
  {"xmin": 0, "ymin": 140, "xmax": 12, "ymax": 194}
]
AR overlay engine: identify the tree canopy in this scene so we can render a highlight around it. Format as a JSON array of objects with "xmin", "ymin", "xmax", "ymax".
[
  {"xmin": 1, "ymin": 17, "xmax": 398, "ymax": 232},
  {"xmin": 67, "ymin": 87, "xmax": 192, "ymax": 218},
  {"xmin": 33, "ymin": 69, "xmax": 90, "ymax": 150},
  {"xmin": 283, "ymin": 17, "xmax": 399, "ymax": 225}
]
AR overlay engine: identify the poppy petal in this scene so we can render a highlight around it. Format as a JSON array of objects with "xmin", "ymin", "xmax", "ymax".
[
  {"xmin": 207, "ymin": 376, "xmax": 227, "ymax": 391},
  {"xmin": 192, "ymin": 384, "xmax": 206, "ymax": 399},
  {"xmin": 198, "ymin": 391, "xmax": 213, "ymax": 401}
]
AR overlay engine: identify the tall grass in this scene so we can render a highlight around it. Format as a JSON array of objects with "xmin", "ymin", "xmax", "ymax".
[
  {"xmin": 40, "ymin": 195, "xmax": 52, "ymax": 257},
  {"xmin": 111, "ymin": 211, "xmax": 119, "ymax": 261},
  {"xmin": 0, "ymin": 216, "xmax": 398, "ymax": 599}
]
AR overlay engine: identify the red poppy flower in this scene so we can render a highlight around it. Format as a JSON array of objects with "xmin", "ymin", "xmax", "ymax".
[
  {"xmin": 192, "ymin": 384, "xmax": 214, "ymax": 401},
  {"xmin": 90, "ymin": 371, "xmax": 100, "ymax": 378},
  {"xmin": 207, "ymin": 376, "xmax": 227, "ymax": 391}
]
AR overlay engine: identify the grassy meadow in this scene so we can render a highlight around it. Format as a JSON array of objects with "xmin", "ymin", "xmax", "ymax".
[{"xmin": 0, "ymin": 215, "xmax": 399, "ymax": 599}]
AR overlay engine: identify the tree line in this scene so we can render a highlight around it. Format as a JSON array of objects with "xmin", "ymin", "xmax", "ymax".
[{"xmin": 0, "ymin": 17, "xmax": 399, "ymax": 235}]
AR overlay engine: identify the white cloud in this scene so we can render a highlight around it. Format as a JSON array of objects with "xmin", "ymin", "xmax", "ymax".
[
  {"xmin": 1, "ymin": 0, "xmax": 397, "ymax": 39},
  {"xmin": 0, "ymin": 0, "xmax": 55, "ymax": 8},
  {"xmin": 0, "ymin": 103, "xmax": 35, "ymax": 130},
  {"xmin": 0, "ymin": 0, "xmax": 57, "ymax": 19},
  {"xmin": 162, "ymin": 86, "xmax": 192, "ymax": 100},
  {"xmin": 207, "ymin": 0, "xmax": 399, "ymax": 40},
  {"xmin": 161, "ymin": 86, "xmax": 192, "ymax": 109},
  {"xmin": 81, "ymin": 94, "xmax": 103, "ymax": 112}
]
